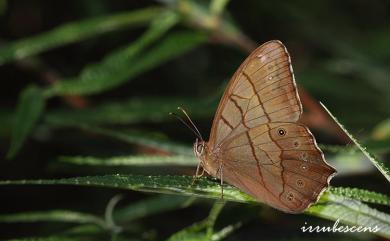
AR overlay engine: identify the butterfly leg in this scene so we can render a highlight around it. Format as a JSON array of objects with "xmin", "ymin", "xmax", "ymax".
[
  {"xmin": 191, "ymin": 161, "xmax": 202, "ymax": 185},
  {"xmin": 216, "ymin": 162, "xmax": 224, "ymax": 200}
]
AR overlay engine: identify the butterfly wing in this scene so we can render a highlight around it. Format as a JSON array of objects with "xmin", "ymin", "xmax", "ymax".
[
  {"xmin": 205, "ymin": 40, "xmax": 335, "ymax": 213},
  {"xmin": 221, "ymin": 123, "xmax": 336, "ymax": 213},
  {"xmin": 208, "ymin": 40, "xmax": 302, "ymax": 148}
]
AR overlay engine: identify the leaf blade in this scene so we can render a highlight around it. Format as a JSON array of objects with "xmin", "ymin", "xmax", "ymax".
[
  {"xmin": 0, "ymin": 175, "xmax": 389, "ymax": 238},
  {"xmin": 0, "ymin": 7, "xmax": 163, "ymax": 64},
  {"xmin": 320, "ymin": 102, "xmax": 390, "ymax": 182},
  {"xmin": 7, "ymin": 86, "xmax": 45, "ymax": 159}
]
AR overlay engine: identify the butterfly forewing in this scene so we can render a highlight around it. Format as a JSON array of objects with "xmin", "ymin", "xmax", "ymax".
[
  {"xmin": 203, "ymin": 40, "xmax": 336, "ymax": 213},
  {"xmin": 208, "ymin": 41, "xmax": 302, "ymax": 148}
]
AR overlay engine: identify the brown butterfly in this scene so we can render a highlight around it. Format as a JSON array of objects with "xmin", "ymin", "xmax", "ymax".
[{"xmin": 177, "ymin": 40, "xmax": 336, "ymax": 213}]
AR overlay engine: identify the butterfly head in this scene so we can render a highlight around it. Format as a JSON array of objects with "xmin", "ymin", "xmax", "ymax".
[{"xmin": 193, "ymin": 138, "xmax": 206, "ymax": 159}]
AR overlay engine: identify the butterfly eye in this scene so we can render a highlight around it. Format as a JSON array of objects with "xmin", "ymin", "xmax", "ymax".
[
  {"xmin": 197, "ymin": 144, "xmax": 204, "ymax": 154},
  {"xmin": 277, "ymin": 128, "xmax": 286, "ymax": 136}
]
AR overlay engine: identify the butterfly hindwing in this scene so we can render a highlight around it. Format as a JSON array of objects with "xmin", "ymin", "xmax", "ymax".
[{"xmin": 220, "ymin": 123, "xmax": 336, "ymax": 213}]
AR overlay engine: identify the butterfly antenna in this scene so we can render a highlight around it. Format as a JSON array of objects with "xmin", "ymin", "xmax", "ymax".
[
  {"xmin": 177, "ymin": 107, "xmax": 204, "ymax": 141},
  {"xmin": 169, "ymin": 112, "xmax": 203, "ymax": 140}
]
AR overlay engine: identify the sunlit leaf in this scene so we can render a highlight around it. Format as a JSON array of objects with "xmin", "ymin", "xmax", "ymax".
[
  {"xmin": 0, "ymin": 175, "xmax": 389, "ymax": 238},
  {"xmin": 59, "ymin": 155, "xmax": 197, "ymax": 167},
  {"xmin": 328, "ymin": 187, "xmax": 390, "ymax": 206}
]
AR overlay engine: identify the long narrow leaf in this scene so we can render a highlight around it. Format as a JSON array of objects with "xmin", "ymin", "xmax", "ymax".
[
  {"xmin": 320, "ymin": 102, "xmax": 390, "ymax": 182},
  {"xmin": 70, "ymin": 126, "xmax": 193, "ymax": 155},
  {"xmin": 329, "ymin": 187, "xmax": 390, "ymax": 206},
  {"xmin": 7, "ymin": 85, "xmax": 45, "ymax": 159},
  {"xmin": 44, "ymin": 11, "xmax": 179, "ymax": 97},
  {"xmin": 0, "ymin": 210, "xmax": 106, "ymax": 228},
  {"xmin": 59, "ymin": 155, "xmax": 197, "ymax": 166},
  {"xmin": 0, "ymin": 175, "xmax": 389, "ymax": 238},
  {"xmin": 0, "ymin": 7, "xmax": 163, "ymax": 64},
  {"xmin": 44, "ymin": 96, "xmax": 217, "ymax": 126}
]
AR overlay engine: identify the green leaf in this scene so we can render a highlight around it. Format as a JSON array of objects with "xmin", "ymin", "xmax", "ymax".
[
  {"xmin": 67, "ymin": 126, "xmax": 193, "ymax": 155},
  {"xmin": 307, "ymin": 191, "xmax": 390, "ymax": 237},
  {"xmin": 0, "ymin": 7, "xmax": 163, "ymax": 64},
  {"xmin": 0, "ymin": 175, "xmax": 389, "ymax": 238},
  {"xmin": 167, "ymin": 202, "xmax": 226, "ymax": 241},
  {"xmin": 211, "ymin": 222, "xmax": 242, "ymax": 241},
  {"xmin": 45, "ymin": 20, "xmax": 207, "ymax": 96},
  {"xmin": 7, "ymin": 85, "xmax": 45, "ymax": 159},
  {"xmin": 0, "ymin": 175, "xmax": 254, "ymax": 203},
  {"xmin": 59, "ymin": 155, "xmax": 197, "ymax": 167},
  {"xmin": 320, "ymin": 102, "xmax": 390, "ymax": 182},
  {"xmin": 0, "ymin": 210, "xmax": 106, "ymax": 228},
  {"xmin": 209, "ymin": 0, "xmax": 230, "ymax": 16},
  {"xmin": 44, "ymin": 96, "xmax": 217, "ymax": 126},
  {"xmin": 329, "ymin": 187, "xmax": 390, "ymax": 206},
  {"xmin": 44, "ymin": 11, "xmax": 179, "ymax": 97}
]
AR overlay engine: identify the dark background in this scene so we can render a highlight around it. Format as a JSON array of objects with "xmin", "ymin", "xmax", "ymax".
[{"xmin": 0, "ymin": 0, "xmax": 389, "ymax": 240}]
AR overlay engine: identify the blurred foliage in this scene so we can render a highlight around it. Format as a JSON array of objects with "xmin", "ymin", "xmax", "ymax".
[{"xmin": 0, "ymin": 0, "xmax": 389, "ymax": 240}]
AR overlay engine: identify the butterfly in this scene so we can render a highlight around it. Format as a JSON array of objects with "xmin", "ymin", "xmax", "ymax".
[{"xmin": 176, "ymin": 40, "xmax": 336, "ymax": 213}]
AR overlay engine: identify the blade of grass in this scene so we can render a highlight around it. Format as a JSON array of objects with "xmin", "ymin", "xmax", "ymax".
[
  {"xmin": 328, "ymin": 187, "xmax": 390, "ymax": 206},
  {"xmin": 44, "ymin": 11, "xmax": 180, "ymax": 97},
  {"xmin": 0, "ymin": 7, "xmax": 163, "ymax": 64},
  {"xmin": 211, "ymin": 222, "xmax": 242, "ymax": 241},
  {"xmin": 58, "ymin": 155, "xmax": 197, "ymax": 167},
  {"xmin": 167, "ymin": 201, "xmax": 225, "ymax": 241},
  {"xmin": 7, "ymin": 85, "xmax": 45, "ymax": 159},
  {"xmin": 0, "ymin": 175, "xmax": 254, "ymax": 203},
  {"xmin": 72, "ymin": 126, "xmax": 193, "ymax": 155},
  {"xmin": 0, "ymin": 175, "xmax": 389, "ymax": 238},
  {"xmin": 44, "ymin": 96, "xmax": 217, "ymax": 125},
  {"xmin": 0, "ymin": 210, "xmax": 106, "ymax": 229},
  {"xmin": 44, "ymin": 114, "xmax": 193, "ymax": 155},
  {"xmin": 320, "ymin": 102, "xmax": 390, "ymax": 182}
]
